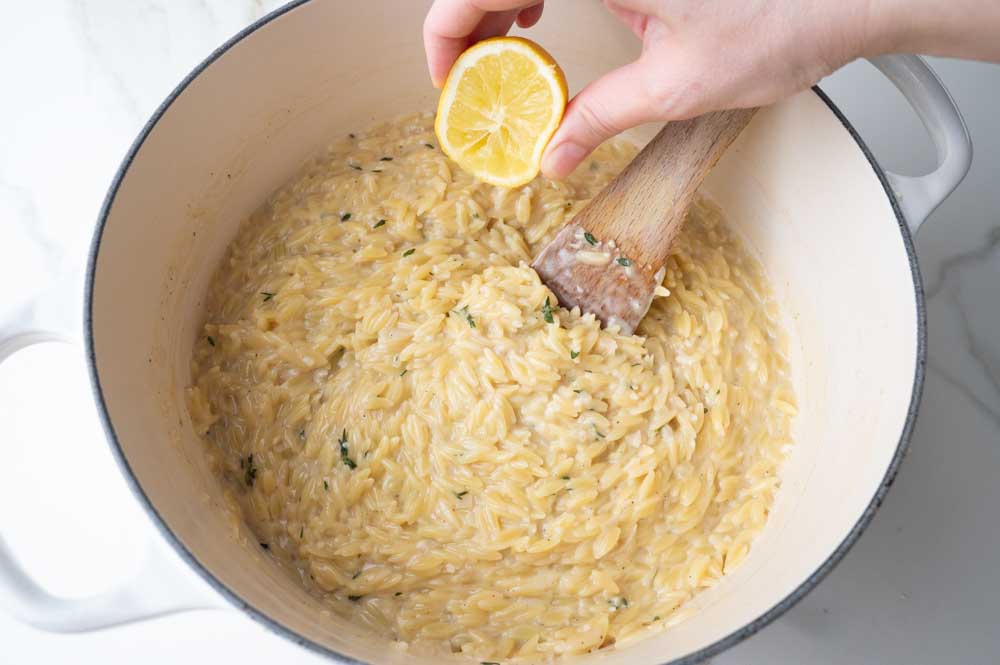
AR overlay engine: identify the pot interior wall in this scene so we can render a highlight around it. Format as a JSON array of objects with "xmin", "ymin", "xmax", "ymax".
[{"xmin": 90, "ymin": 0, "xmax": 919, "ymax": 663}]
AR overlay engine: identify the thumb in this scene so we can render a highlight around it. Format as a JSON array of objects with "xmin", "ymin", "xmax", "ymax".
[{"xmin": 542, "ymin": 58, "xmax": 665, "ymax": 180}]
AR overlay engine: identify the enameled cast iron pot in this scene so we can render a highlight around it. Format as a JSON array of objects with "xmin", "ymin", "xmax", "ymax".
[{"xmin": 0, "ymin": 1, "xmax": 972, "ymax": 663}]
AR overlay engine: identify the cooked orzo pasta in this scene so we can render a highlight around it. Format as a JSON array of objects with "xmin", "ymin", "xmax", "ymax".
[{"xmin": 187, "ymin": 112, "xmax": 796, "ymax": 661}]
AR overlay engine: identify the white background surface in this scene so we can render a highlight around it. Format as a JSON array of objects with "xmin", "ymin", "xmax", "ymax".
[{"xmin": 1, "ymin": 1, "xmax": 998, "ymax": 663}]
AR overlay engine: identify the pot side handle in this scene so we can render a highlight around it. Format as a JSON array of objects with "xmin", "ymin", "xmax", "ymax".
[
  {"xmin": 867, "ymin": 55, "xmax": 972, "ymax": 232},
  {"xmin": 0, "ymin": 331, "xmax": 223, "ymax": 632}
]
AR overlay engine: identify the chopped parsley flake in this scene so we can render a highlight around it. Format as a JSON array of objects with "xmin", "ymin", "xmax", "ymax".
[
  {"xmin": 455, "ymin": 490, "xmax": 469, "ymax": 499},
  {"xmin": 339, "ymin": 429, "xmax": 357, "ymax": 469},
  {"xmin": 394, "ymin": 591, "xmax": 403, "ymax": 597},
  {"xmin": 259, "ymin": 542, "xmax": 269, "ymax": 549},
  {"xmin": 584, "ymin": 232, "xmax": 597, "ymax": 246},
  {"xmin": 352, "ymin": 571, "xmax": 362, "ymax": 579},
  {"xmin": 570, "ymin": 350, "xmax": 579, "ymax": 359},
  {"xmin": 424, "ymin": 143, "xmax": 435, "ymax": 149},
  {"xmin": 261, "ymin": 291, "xmax": 275, "ymax": 301},
  {"xmin": 299, "ymin": 430, "xmax": 306, "ymax": 441},
  {"xmin": 300, "ymin": 527, "xmax": 304, "ymax": 538},
  {"xmin": 348, "ymin": 133, "xmax": 356, "ymax": 139},
  {"xmin": 403, "ymin": 248, "xmax": 415, "ymax": 257},
  {"xmin": 481, "ymin": 662, "xmax": 501, "ymax": 665},
  {"xmin": 561, "ymin": 475, "xmax": 570, "ymax": 480},
  {"xmin": 400, "ymin": 369, "xmax": 408, "ymax": 377},
  {"xmin": 323, "ymin": 480, "xmax": 329, "ymax": 490},
  {"xmin": 380, "ymin": 156, "xmax": 393, "ymax": 161},
  {"xmin": 616, "ymin": 257, "xmax": 632, "ymax": 267},
  {"xmin": 653, "ymin": 615, "xmax": 661, "ymax": 621},
  {"xmin": 348, "ymin": 595, "xmax": 362, "ymax": 602},
  {"xmin": 243, "ymin": 454, "xmax": 257, "ymax": 486},
  {"xmin": 206, "ymin": 336, "xmax": 216, "ymax": 347},
  {"xmin": 542, "ymin": 297, "xmax": 554, "ymax": 324},
  {"xmin": 340, "ymin": 212, "xmax": 352, "ymax": 221},
  {"xmin": 455, "ymin": 306, "xmax": 476, "ymax": 328},
  {"xmin": 373, "ymin": 219, "xmax": 386, "ymax": 229}
]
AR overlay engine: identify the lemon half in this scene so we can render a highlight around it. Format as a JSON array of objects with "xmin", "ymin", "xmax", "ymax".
[{"xmin": 435, "ymin": 37, "xmax": 568, "ymax": 188}]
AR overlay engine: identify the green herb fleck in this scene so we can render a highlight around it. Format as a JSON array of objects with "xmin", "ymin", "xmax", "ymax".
[
  {"xmin": 584, "ymin": 232, "xmax": 597, "ymax": 246},
  {"xmin": 593, "ymin": 424, "xmax": 605, "ymax": 439},
  {"xmin": 380, "ymin": 156, "xmax": 393, "ymax": 161},
  {"xmin": 352, "ymin": 570, "xmax": 362, "ymax": 579},
  {"xmin": 542, "ymin": 297, "xmax": 555, "ymax": 324},
  {"xmin": 455, "ymin": 490, "xmax": 469, "ymax": 500},
  {"xmin": 573, "ymin": 389, "xmax": 583, "ymax": 394},
  {"xmin": 207, "ymin": 336, "xmax": 216, "ymax": 347},
  {"xmin": 348, "ymin": 133, "xmax": 356, "ymax": 139},
  {"xmin": 350, "ymin": 164, "xmax": 362, "ymax": 171},
  {"xmin": 570, "ymin": 350, "xmax": 579, "ymax": 359},
  {"xmin": 481, "ymin": 662, "xmax": 501, "ymax": 665},
  {"xmin": 653, "ymin": 615, "xmax": 661, "ymax": 621},
  {"xmin": 261, "ymin": 291, "xmax": 275, "ymax": 301},
  {"xmin": 394, "ymin": 591, "xmax": 403, "ymax": 597},
  {"xmin": 373, "ymin": 219, "xmax": 386, "ymax": 229},
  {"xmin": 259, "ymin": 542, "xmax": 269, "ymax": 550},
  {"xmin": 339, "ymin": 429, "xmax": 357, "ymax": 469},
  {"xmin": 609, "ymin": 596, "xmax": 629, "ymax": 610},
  {"xmin": 348, "ymin": 595, "xmax": 363, "ymax": 602},
  {"xmin": 400, "ymin": 368, "xmax": 408, "ymax": 377},
  {"xmin": 300, "ymin": 527, "xmax": 304, "ymax": 538},
  {"xmin": 403, "ymin": 248, "xmax": 416, "ymax": 257},
  {"xmin": 704, "ymin": 407, "xmax": 709, "ymax": 414},
  {"xmin": 340, "ymin": 212, "xmax": 352, "ymax": 221},
  {"xmin": 616, "ymin": 257, "xmax": 632, "ymax": 267},
  {"xmin": 299, "ymin": 429, "xmax": 306, "ymax": 441},
  {"xmin": 424, "ymin": 143, "xmax": 435, "ymax": 149},
  {"xmin": 243, "ymin": 454, "xmax": 257, "ymax": 486},
  {"xmin": 560, "ymin": 475, "xmax": 570, "ymax": 480},
  {"xmin": 455, "ymin": 306, "xmax": 476, "ymax": 328},
  {"xmin": 323, "ymin": 480, "xmax": 329, "ymax": 491}
]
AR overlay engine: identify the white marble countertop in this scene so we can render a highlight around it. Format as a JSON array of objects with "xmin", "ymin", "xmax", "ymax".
[{"xmin": 1, "ymin": 2, "xmax": 998, "ymax": 663}]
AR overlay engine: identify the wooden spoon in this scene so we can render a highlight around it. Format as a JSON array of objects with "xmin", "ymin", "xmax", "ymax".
[{"xmin": 531, "ymin": 108, "xmax": 758, "ymax": 335}]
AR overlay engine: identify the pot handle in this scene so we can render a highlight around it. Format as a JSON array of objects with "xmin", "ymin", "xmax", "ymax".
[
  {"xmin": 867, "ymin": 55, "xmax": 972, "ymax": 233},
  {"xmin": 0, "ymin": 331, "xmax": 224, "ymax": 632}
]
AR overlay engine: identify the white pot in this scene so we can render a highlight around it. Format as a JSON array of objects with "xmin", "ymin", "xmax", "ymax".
[{"xmin": 0, "ymin": 1, "xmax": 972, "ymax": 663}]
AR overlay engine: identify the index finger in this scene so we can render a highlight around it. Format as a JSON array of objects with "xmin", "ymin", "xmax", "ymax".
[{"xmin": 423, "ymin": 0, "xmax": 543, "ymax": 87}]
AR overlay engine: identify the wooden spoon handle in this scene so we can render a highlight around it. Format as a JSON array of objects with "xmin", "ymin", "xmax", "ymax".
[{"xmin": 585, "ymin": 107, "xmax": 758, "ymax": 268}]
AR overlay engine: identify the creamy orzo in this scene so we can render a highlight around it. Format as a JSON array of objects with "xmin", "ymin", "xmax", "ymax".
[{"xmin": 187, "ymin": 112, "xmax": 795, "ymax": 661}]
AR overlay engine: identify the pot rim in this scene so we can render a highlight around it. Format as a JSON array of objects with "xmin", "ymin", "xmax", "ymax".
[{"xmin": 83, "ymin": 1, "xmax": 926, "ymax": 662}]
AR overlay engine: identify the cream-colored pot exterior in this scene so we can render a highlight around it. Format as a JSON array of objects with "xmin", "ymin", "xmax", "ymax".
[{"xmin": 74, "ymin": 1, "xmax": 969, "ymax": 663}]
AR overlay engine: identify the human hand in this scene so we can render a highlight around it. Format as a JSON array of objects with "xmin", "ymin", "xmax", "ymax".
[{"xmin": 424, "ymin": 0, "xmax": 876, "ymax": 180}]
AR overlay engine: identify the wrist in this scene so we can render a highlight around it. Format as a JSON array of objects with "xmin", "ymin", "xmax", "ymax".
[
  {"xmin": 857, "ymin": 0, "xmax": 1000, "ymax": 60},
  {"xmin": 852, "ymin": 0, "xmax": 915, "ymax": 57}
]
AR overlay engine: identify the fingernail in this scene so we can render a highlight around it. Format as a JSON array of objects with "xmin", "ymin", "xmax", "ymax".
[{"xmin": 542, "ymin": 142, "xmax": 586, "ymax": 180}]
